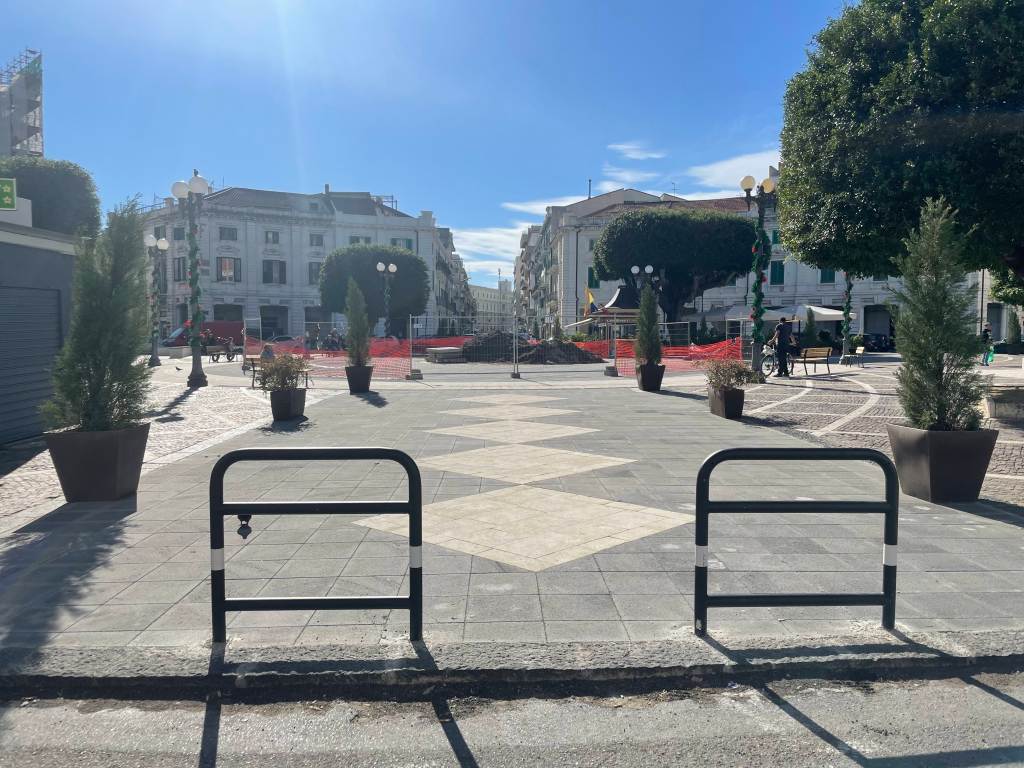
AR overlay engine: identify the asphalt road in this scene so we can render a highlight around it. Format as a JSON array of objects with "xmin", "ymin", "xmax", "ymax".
[{"xmin": 2, "ymin": 674, "xmax": 1023, "ymax": 767}]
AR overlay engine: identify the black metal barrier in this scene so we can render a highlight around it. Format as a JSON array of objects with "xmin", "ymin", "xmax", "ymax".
[
  {"xmin": 694, "ymin": 447, "xmax": 898, "ymax": 637},
  {"xmin": 209, "ymin": 447, "xmax": 422, "ymax": 642}
]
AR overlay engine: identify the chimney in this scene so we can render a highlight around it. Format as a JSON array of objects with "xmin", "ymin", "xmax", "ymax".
[{"xmin": 324, "ymin": 183, "xmax": 330, "ymax": 194}]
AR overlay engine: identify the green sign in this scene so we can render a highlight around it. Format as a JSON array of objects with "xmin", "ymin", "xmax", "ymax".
[{"xmin": 0, "ymin": 178, "xmax": 15, "ymax": 210}]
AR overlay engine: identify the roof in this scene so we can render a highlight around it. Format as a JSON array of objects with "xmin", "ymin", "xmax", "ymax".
[
  {"xmin": 582, "ymin": 196, "xmax": 752, "ymax": 219},
  {"xmin": 202, "ymin": 187, "xmax": 412, "ymax": 217}
]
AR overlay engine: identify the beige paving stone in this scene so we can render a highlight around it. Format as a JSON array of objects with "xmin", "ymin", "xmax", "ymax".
[
  {"xmin": 429, "ymin": 420, "xmax": 598, "ymax": 445},
  {"xmin": 442, "ymin": 405, "xmax": 578, "ymax": 421},
  {"xmin": 418, "ymin": 444, "xmax": 633, "ymax": 484},
  {"xmin": 357, "ymin": 486, "xmax": 694, "ymax": 571},
  {"xmin": 457, "ymin": 394, "xmax": 565, "ymax": 405}
]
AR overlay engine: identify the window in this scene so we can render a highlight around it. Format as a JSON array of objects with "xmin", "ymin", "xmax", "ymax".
[
  {"xmin": 771, "ymin": 229, "xmax": 780, "ymax": 245},
  {"xmin": 265, "ymin": 230, "xmax": 280, "ymax": 244},
  {"xmin": 173, "ymin": 257, "xmax": 186, "ymax": 282},
  {"xmin": 173, "ymin": 226, "xmax": 185, "ymax": 241},
  {"xmin": 309, "ymin": 233, "xmax": 325, "ymax": 247},
  {"xmin": 391, "ymin": 237, "xmax": 414, "ymax": 251},
  {"xmin": 588, "ymin": 238, "xmax": 596, "ymax": 252},
  {"xmin": 262, "ymin": 259, "xmax": 287, "ymax": 284},
  {"xmin": 308, "ymin": 261, "xmax": 322, "ymax": 285},
  {"xmin": 769, "ymin": 260, "xmax": 785, "ymax": 285},
  {"xmin": 216, "ymin": 257, "xmax": 242, "ymax": 282},
  {"xmin": 219, "ymin": 226, "xmax": 238, "ymax": 241},
  {"xmin": 820, "ymin": 267, "xmax": 836, "ymax": 284},
  {"xmin": 587, "ymin": 267, "xmax": 600, "ymax": 289},
  {"xmin": 349, "ymin": 235, "xmax": 371, "ymax": 245},
  {"xmin": 153, "ymin": 225, "xmax": 166, "ymax": 240}
]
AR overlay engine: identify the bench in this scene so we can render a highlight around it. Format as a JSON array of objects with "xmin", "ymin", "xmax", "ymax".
[
  {"xmin": 800, "ymin": 346, "xmax": 832, "ymax": 375},
  {"xmin": 846, "ymin": 345, "xmax": 866, "ymax": 367}
]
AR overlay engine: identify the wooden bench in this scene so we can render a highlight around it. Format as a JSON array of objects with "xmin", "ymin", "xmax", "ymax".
[{"xmin": 800, "ymin": 346, "xmax": 832, "ymax": 375}]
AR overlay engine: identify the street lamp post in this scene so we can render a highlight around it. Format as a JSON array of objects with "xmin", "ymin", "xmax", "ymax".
[
  {"xmin": 377, "ymin": 261, "xmax": 397, "ymax": 336},
  {"xmin": 143, "ymin": 233, "xmax": 170, "ymax": 367},
  {"xmin": 739, "ymin": 174, "xmax": 777, "ymax": 373},
  {"xmin": 172, "ymin": 170, "xmax": 210, "ymax": 388}
]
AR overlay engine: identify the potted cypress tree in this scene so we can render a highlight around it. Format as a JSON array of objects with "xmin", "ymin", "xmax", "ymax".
[
  {"xmin": 257, "ymin": 354, "xmax": 309, "ymax": 420},
  {"xmin": 635, "ymin": 283, "xmax": 664, "ymax": 391},
  {"xmin": 703, "ymin": 359, "xmax": 758, "ymax": 419},
  {"xmin": 344, "ymin": 278, "xmax": 373, "ymax": 393},
  {"xmin": 43, "ymin": 201, "xmax": 153, "ymax": 502},
  {"xmin": 886, "ymin": 199, "xmax": 998, "ymax": 502}
]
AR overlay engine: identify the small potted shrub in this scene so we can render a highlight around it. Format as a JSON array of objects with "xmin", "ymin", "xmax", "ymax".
[
  {"xmin": 886, "ymin": 199, "xmax": 998, "ymax": 502},
  {"xmin": 257, "ymin": 354, "xmax": 309, "ymax": 420},
  {"xmin": 43, "ymin": 201, "xmax": 153, "ymax": 502},
  {"xmin": 703, "ymin": 358, "xmax": 759, "ymax": 419},
  {"xmin": 344, "ymin": 278, "xmax": 373, "ymax": 393},
  {"xmin": 635, "ymin": 283, "xmax": 664, "ymax": 391}
]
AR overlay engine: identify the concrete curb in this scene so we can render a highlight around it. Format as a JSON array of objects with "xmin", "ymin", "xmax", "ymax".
[{"xmin": 2, "ymin": 628, "xmax": 1022, "ymax": 700}]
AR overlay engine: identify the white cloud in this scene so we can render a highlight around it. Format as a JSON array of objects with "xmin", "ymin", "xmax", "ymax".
[
  {"xmin": 684, "ymin": 149, "xmax": 780, "ymax": 192},
  {"xmin": 501, "ymin": 195, "xmax": 583, "ymax": 215},
  {"xmin": 601, "ymin": 163, "xmax": 660, "ymax": 186},
  {"xmin": 608, "ymin": 141, "xmax": 666, "ymax": 160},
  {"xmin": 595, "ymin": 180, "xmax": 620, "ymax": 194},
  {"xmin": 675, "ymin": 188, "xmax": 744, "ymax": 200},
  {"xmin": 450, "ymin": 222, "xmax": 530, "ymax": 283}
]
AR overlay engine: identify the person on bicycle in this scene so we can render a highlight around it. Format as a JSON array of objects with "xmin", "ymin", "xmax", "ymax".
[{"xmin": 770, "ymin": 316, "xmax": 793, "ymax": 377}]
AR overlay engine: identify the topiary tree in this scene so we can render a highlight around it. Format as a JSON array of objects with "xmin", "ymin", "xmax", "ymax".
[
  {"xmin": 1007, "ymin": 308, "xmax": 1022, "ymax": 347},
  {"xmin": 892, "ymin": 200, "xmax": 984, "ymax": 431},
  {"xmin": 42, "ymin": 200, "xmax": 151, "ymax": 431},
  {"xmin": 635, "ymin": 284, "xmax": 662, "ymax": 365},
  {"xmin": 801, "ymin": 308, "xmax": 818, "ymax": 349},
  {"xmin": 0, "ymin": 156, "xmax": 100, "ymax": 238},
  {"xmin": 344, "ymin": 278, "xmax": 371, "ymax": 367},
  {"xmin": 320, "ymin": 244, "xmax": 429, "ymax": 334},
  {"xmin": 780, "ymin": 0, "xmax": 1024, "ymax": 286},
  {"xmin": 594, "ymin": 208, "xmax": 755, "ymax": 323}
]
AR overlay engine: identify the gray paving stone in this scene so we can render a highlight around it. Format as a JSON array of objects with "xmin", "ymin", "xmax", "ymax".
[
  {"xmin": 462, "ymin": 621, "xmax": 545, "ymax": 642},
  {"xmin": 468, "ymin": 573, "xmax": 538, "ymax": 595},
  {"xmin": 466, "ymin": 595, "xmax": 542, "ymax": 623},
  {"xmin": 341, "ymin": 557, "xmax": 409, "ymax": 576},
  {"xmin": 273, "ymin": 558, "xmax": 349, "ymax": 579},
  {"xmin": 544, "ymin": 620, "xmax": 628, "ymax": 641},
  {"xmin": 258, "ymin": 577, "xmax": 334, "ymax": 597},
  {"xmin": 611, "ymin": 594, "xmax": 690, "ymax": 621},
  {"xmin": 540, "ymin": 594, "xmax": 619, "ymax": 621},
  {"xmin": 108, "ymin": 580, "xmax": 199, "ymax": 604},
  {"xmin": 536, "ymin": 572, "xmax": 608, "ymax": 595},
  {"xmin": 601, "ymin": 572, "xmax": 679, "ymax": 595},
  {"xmin": 66, "ymin": 603, "xmax": 172, "ymax": 632}
]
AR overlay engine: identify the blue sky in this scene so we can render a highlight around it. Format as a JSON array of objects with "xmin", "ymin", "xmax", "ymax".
[{"xmin": 8, "ymin": 0, "xmax": 845, "ymax": 286}]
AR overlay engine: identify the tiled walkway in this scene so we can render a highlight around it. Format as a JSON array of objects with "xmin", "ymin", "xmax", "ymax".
[{"xmin": 1, "ymin": 378, "xmax": 1022, "ymax": 651}]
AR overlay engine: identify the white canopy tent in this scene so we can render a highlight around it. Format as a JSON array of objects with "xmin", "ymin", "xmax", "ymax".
[{"xmin": 728, "ymin": 304, "xmax": 856, "ymax": 322}]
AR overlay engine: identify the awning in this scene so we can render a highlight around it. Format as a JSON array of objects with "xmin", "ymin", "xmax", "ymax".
[{"xmin": 728, "ymin": 304, "xmax": 857, "ymax": 322}]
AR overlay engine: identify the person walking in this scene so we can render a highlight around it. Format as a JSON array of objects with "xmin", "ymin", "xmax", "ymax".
[
  {"xmin": 981, "ymin": 322, "xmax": 993, "ymax": 366},
  {"xmin": 770, "ymin": 316, "xmax": 793, "ymax": 377}
]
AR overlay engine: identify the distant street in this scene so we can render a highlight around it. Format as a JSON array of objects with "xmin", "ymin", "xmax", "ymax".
[{"xmin": 2, "ymin": 674, "xmax": 1023, "ymax": 766}]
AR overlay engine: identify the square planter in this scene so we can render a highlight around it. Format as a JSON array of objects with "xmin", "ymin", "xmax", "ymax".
[
  {"xmin": 345, "ymin": 365, "xmax": 374, "ymax": 394},
  {"xmin": 45, "ymin": 423, "xmax": 150, "ymax": 502},
  {"xmin": 636, "ymin": 362, "xmax": 665, "ymax": 392},
  {"xmin": 886, "ymin": 423, "xmax": 998, "ymax": 503},
  {"xmin": 270, "ymin": 388, "xmax": 306, "ymax": 421},
  {"xmin": 708, "ymin": 386, "xmax": 745, "ymax": 419}
]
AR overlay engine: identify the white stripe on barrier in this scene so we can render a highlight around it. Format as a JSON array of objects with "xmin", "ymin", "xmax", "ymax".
[
  {"xmin": 211, "ymin": 548, "xmax": 225, "ymax": 571},
  {"xmin": 883, "ymin": 544, "xmax": 897, "ymax": 567},
  {"xmin": 695, "ymin": 545, "xmax": 708, "ymax": 568},
  {"xmin": 410, "ymin": 545, "xmax": 422, "ymax": 568}
]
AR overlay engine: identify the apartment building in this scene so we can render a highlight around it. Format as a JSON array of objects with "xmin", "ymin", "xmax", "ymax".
[
  {"xmin": 469, "ymin": 279, "xmax": 512, "ymax": 329},
  {"xmin": 144, "ymin": 185, "xmax": 472, "ymax": 338}
]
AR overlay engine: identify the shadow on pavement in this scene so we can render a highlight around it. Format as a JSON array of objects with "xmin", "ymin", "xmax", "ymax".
[
  {"xmin": 145, "ymin": 387, "xmax": 197, "ymax": 424},
  {"xmin": 258, "ymin": 416, "xmax": 312, "ymax": 434},
  {"xmin": 198, "ymin": 644, "xmax": 225, "ymax": 768},
  {"xmin": 949, "ymin": 498, "xmax": 1024, "ymax": 529},
  {"xmin": 415, "ymin": 642, "xmax": 479, "ymax": 767},
  {"xmin": 353, "ymin": 391, "xmax": 389, "ymax": 408}
]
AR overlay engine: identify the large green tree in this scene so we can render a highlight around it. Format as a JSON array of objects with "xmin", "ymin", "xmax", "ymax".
[
  {"xmin": 780, "ymin": 0, "xmax": 1024, "ymax": 283},
  {"xmin": 0, "ymin": 156, "xmax": 100, "ymax": 238},
  {"xmin": 319, "ymin": 244, "xmax": 429, "ymax": 334},
  {"xmin": 593, "ymin": 208, "xmax": 755, "ymax": 323}
]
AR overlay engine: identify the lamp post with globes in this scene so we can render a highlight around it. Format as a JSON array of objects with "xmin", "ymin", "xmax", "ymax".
[
  {"xmin": 171, "ymin": 170, "xmax": 210, "ymax": 388},
  {"xmin": 143, "ymin": 232, "xmax": 169, "ymax": 367},
  {"xmin": 376, "ymin": 261, "xmax": 397, "ymax": 336},
  {"xmin": 739, "ymin": 174, "xmax": 777, "ymax": 373}
]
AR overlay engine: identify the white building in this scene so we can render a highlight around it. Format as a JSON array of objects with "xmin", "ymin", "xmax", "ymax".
[
  {"xmin": 144, "ymin": 185, "xmax": 471, "ymax": 338},
  {"xmin": 469, "ymin": 279, "xmax": 512, "ymax": 328}
]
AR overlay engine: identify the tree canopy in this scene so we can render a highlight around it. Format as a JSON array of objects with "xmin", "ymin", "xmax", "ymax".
[
  {"xmin": 779, "ymin": 0, "xmax": 1024, "ymax": 278},
  {"xmin": 0, "ymin": 156, "xmax": 101, "ymax": 238},
  {"xmin": 593, "ymin": 207, "xmax": 755, "ymax": 322},
  {"xmin": 319, "ymin": 244, "xmax": 429, "ymax": 329}
]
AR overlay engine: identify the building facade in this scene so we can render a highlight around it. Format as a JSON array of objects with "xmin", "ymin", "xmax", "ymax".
[
  {"xmin": 469, "ymin": 279, "xmax": 512, "ymax": 329},
  {"xmin": 143, "ymin": 185, "xmax": 472, "ymax": 338},
  {"xmin": 0, "ymin": 49, "xmax": 43, "ymax": 158},
  {"xmin": 516, "ymin": 170, "xmax": 1011, "ymax": 342}
]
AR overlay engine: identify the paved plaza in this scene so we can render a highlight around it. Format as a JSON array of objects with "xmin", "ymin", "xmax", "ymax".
[{"xmin": 1, "ymin": 358, "xmax": 1022, "ymax": 657}]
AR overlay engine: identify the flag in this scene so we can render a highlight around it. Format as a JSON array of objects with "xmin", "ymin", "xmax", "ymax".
[{"xmin": 585, "ymin": 287, "xmax": 599, "ymax": 315}]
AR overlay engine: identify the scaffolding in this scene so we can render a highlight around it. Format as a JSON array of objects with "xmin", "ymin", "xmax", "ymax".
[{"xmin": 0, "ymin": 48, "xmax": 43, "ymax": 157}]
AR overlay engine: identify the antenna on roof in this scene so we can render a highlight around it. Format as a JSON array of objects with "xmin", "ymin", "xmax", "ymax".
[
  {"xmin": 671, "ymin": 181, "xmax": 677, "ymax": 195},
  {"xmin": 588, "ymin": 179, "xmax": 592, "ymax": 199}
]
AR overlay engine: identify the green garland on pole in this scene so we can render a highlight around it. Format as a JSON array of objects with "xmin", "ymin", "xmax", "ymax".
[
  {"xmin": 841, "ymin": 272, "xmax": 852, "ymax": 339},
  {"xmin": 749, "ymin": 226, "xmax": 769, "ymax": 344},
  {"xmin": 187, "ymin": 211, "xmax": 204, "ymax": 347}
]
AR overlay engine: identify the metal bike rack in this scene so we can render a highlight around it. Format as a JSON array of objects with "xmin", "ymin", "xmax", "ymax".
[
  {"xmin": 694, "ymin": 447, "xmax": 898, "ymax": 637},
  {"xmin": 209, "ymin": 447, "xmax": 423, "ymax": 642}
]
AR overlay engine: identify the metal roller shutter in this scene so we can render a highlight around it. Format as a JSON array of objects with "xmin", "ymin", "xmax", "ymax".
[{"xmin": 0, "ymin": 286, "xmax": 61, "ymax": 443}]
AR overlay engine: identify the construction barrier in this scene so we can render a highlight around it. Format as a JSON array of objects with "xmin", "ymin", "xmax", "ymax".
[{"xmin": 615, "ymin": 337, "xmax": 742, "ymax": 376}]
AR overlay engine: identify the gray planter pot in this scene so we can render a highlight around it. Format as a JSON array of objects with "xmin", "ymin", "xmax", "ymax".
[
  {"xmin": 636, "ymin": 362, "xmax": 665, "ymax": 392},
  {"xmin": 886, "ymin": 423, "xmax": 998, "ymax": 503},
  {"xmin": 270, "ymin": 388, "xmax": 306, "ymax": 421},
  {"xmin": 45, "ymin": 423, "xmax": 150, "ymax": 502},
  {"xmin": 345, "ymin": 365, "xmax": 374, "ymax": 394},
  {"xmin": 708, "ymin": 386, "xmax": 745, "ymax": 419}
]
